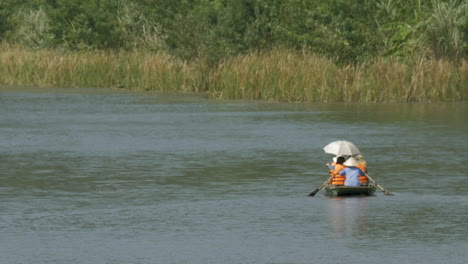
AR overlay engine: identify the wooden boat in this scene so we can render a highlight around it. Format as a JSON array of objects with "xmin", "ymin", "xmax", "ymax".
[{"xmin": 324, "ymin": 184, "xmax": 376, "ymax": 197}]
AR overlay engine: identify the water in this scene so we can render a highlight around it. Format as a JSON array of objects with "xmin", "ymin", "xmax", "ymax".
[{"xmin": 1, "ymin": 86, "xmax": 467, "ymax": 264}]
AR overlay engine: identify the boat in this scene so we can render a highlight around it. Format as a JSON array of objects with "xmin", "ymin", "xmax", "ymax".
[{"xmin": 324, "ymin": 184, "xmax": 376, "ymax": 197}]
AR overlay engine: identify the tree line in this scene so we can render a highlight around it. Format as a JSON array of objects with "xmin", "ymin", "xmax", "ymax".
[{"xmin": 1, "ymin": 0, "xmax": 467, "ymax": 63}]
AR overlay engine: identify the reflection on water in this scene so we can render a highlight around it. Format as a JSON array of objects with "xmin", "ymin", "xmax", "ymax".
[{"xmin": 328, "ymin": 197, "xmax": 369, "ymax": 236}]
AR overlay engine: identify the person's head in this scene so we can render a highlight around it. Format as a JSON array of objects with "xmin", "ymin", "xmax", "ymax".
[
  {"xmin": 336, "ymin": 156, "xmax": 345, "ymax": 164},
  {"xmin": 355, "ymin": 154, "xmax": 364, "ymax": 161}
]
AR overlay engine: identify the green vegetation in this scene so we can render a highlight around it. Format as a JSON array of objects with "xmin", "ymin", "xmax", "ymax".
[
  {"xmin": 0, "ymin": 0, "xmax": 467, "ymax": 102},
  {"xmin": 2, "ymin": 45, "xmax": 465, "ymax": 102},
  {"xmin": 0, "ymin": 44, "xmax": 209, "ymax": 92},
  {"xmin": 209, "ymin": 49, "xmax": 467, "ymax": 102}
]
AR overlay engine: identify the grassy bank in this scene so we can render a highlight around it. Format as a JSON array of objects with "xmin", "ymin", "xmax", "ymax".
[
  {"xmin": 0, "ymin": 45, "xmax": 209, "ymax": 93},
  {"xmin": 1, "ymin": 46, "xmax": 466, "ymax": 102},
  {"xmin": 210, "ymin": 49, "xmax": 467, "ymax": 102}
]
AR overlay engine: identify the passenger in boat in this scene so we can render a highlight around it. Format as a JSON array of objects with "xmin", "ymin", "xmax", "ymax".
[
  {"xmin": 327, "ymin": 156, "xmax": 346, "ymax": 186},
  {"xmin": 355, "ymin": 154, "xmax": 367, "ymax": 173},
  {"xmin": 326, "ymin": 155, "xmax": 349, "ymax": 170},
  {"xmin": 327, "ymin": 156, "xmax": 345, "ymax": 172},
  {"xmin": 354, "ymin": 154, "xmax": 369, "ymax": 185},
  {"xmin": 339, "ymin": 157, "xmax": 367, "ymax": 187}
]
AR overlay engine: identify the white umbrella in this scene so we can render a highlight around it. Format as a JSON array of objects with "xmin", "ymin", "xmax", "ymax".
[{"xmin": 323, "ymin": 140, "xmax": 361, "ymax": 156}]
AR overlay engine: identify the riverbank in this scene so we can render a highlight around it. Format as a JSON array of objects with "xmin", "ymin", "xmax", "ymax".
[{"xmin": 1, "ymin": 45, "xmax": 466, "ymax": 102}]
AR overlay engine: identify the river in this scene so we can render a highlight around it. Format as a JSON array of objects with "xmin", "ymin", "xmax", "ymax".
[{"xmin": 1, "ymin": 86, "xmax": 467, "ymax": 264}]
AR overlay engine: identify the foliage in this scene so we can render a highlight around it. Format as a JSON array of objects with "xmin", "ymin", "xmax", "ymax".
[
  {"xmin": 375, "ymin": 0, "xmax": 467, "ymax": 60},
  {"xmin": 9, "ymin": 8, "xmax": 53, "ymax": 49},
  {"xmin": 420, "ymin": 0, "xmax": 467, "ymax": 60},
  {"xmin": 44, "ymin": 0, "xmax": 126, "ymax": 50},
  {"xmin": 0, "ymin": 0, "xmax": 466, "ymax": 62}
]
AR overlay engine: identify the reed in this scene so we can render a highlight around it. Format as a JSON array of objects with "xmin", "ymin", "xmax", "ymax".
[
  {"xmin": 209, "ymin": 49, "xmax": 347, "ymax": 102},
  {"xmin": 0, "ymin": 45, "xmax": 466, "ymax": 102},
  {"xmin": 0, "ymin": 44, "xmax": 206, "ymax": 92},
  {"xmin": 209, "ymin": 49, "xmax": 467, "ymax": 102},
  {"xmin": 460, "ymin": 60, "xmax": 468, "ymax": 100}
]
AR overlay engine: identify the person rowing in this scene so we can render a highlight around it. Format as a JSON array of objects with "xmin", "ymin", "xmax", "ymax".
[{"xmin": 338, "ymin": 157, "xmax": 367, "ymax": 187}]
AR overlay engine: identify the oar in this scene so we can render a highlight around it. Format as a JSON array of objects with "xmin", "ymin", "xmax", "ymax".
[
  {"xmin": 307, "ymin": 179, "xmax": 330, "ymax": 196},
  {"xmin": 309, "ymin": 164, "xmax": 339, "ymax": 196},
  {"xmin": 308, "ymin": 172, "xmax": 337, "ymax": 197},
  {"xmin": 365, "ymin": 173, "xmax": 394, "ymax": 195}
]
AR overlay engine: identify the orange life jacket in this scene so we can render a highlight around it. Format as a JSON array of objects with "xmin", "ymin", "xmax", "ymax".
[
  {"xmin": 359, "ymin": 175, "xmax": 369, "ymax": 184},
  {"xmin": 356, "ymin": 162, "xmax": 367, "ymax": 173},
  {"xmin": 356, "ymin": 162, "xmax": 368, "ymax": 184},
  {"xmin": 331, "ymin": 174, "xmax": 346, "ymax": 186},
  {"xmin": 329, "ymin": 164, "xmax": 346, "ymax": 185}
]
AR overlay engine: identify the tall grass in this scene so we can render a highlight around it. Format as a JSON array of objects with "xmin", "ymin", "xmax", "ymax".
[
  {"xmin": 209, "ymin": 49, "xmax": 466, "ymax": 102},
  {"xmin": 209, "ymin": 50, "xmax": 349, "ymax": 102},
  {"xmin": 0, "ymin": 44, "xmax": 207, "ymax": 92},
  {"xmin": 0, "ymin": 45, "xmax": 466, "ymax": 102}
]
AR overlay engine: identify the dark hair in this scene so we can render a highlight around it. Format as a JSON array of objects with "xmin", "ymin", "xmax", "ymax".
[{"xmin": 337, "ymin": 157, "xmax": 345, "ymax": 164}]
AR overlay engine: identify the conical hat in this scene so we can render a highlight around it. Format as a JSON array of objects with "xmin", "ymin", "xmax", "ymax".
[{"xmin": 343, "ymin": 157, "xmax": 360, "ymax": 167}]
